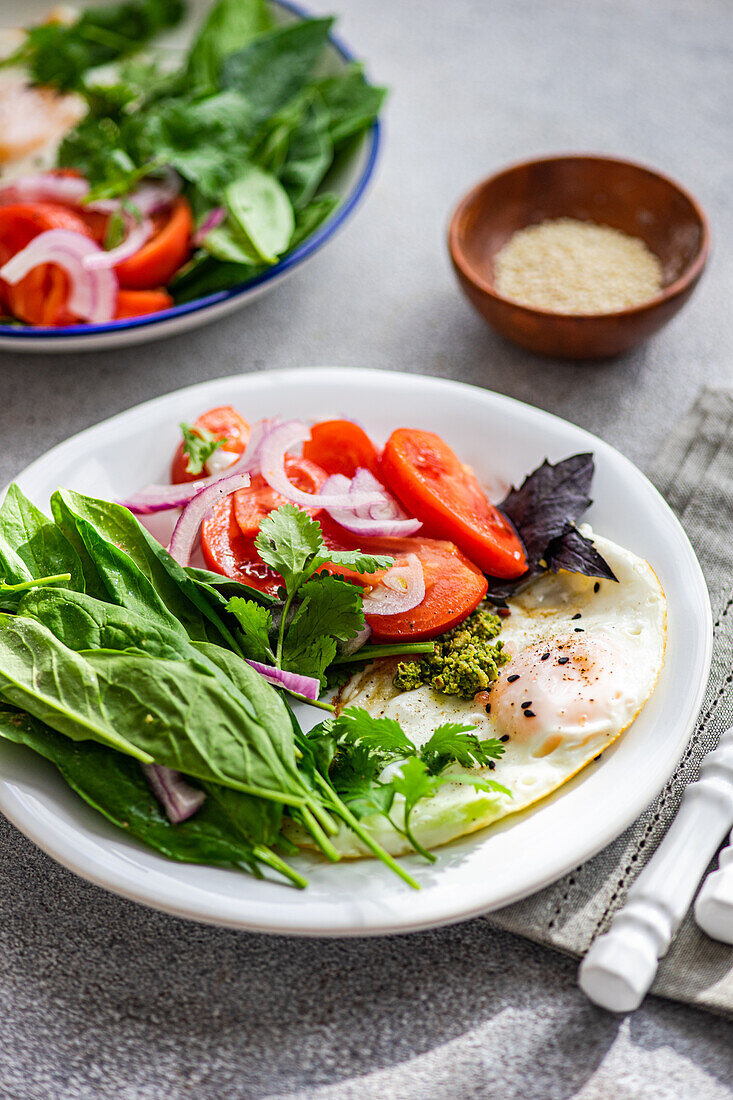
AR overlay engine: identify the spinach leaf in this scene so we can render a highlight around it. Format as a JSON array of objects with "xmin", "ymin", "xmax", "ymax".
[
  {"xmin": 170, "ymin": 254, "xmax": 260, "ymax": 303},
  {"xmin": 314, "ymin": 64, "xmax": 387, "ymax": 146},
  {"xmin": 186, "ymin": 0, "xmax": 273, "ymax": 91},
  {"xmin": 0, "ymin": 484, "xmax": 83, "ymax": 591},
  {"xmin": 279, "ymin": 94, "xmax": 333, "ymax": 208},
  {"xmin": 288, "ymin": 192, "xmax": 340, "ymax": 250},
  {"xmin": 0, "ymin": 706, "xmax": 269, "ymax": 876},
  {"xmin": 0, "ymin": 613, "xmax": 304, "ymax": 802},
  {"xmin": 203, "ymin": 779, "xmax": 281, "ymax": 847},
  {"xmin": 221, "ymin": 17, "xmax": 334, "ymax": 126},
  {"xmin": 224, "ymin": 166, "xmax": 295, "ymax": 264}
]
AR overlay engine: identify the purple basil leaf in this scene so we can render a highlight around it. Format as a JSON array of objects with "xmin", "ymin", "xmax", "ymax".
[{"xmin": 546, "ymin": 526, "xmax": 618, "ymax": 581}]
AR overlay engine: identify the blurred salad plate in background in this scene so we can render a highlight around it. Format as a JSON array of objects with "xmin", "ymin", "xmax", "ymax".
[{"xmin": 0, "ymin": 0, "xmax": 384, "ymax": 351}]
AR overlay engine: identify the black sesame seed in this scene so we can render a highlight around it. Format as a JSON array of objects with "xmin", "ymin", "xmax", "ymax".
[
  {"xmin": 593, "ymin": 753, "xmax": 602, "ymax": 762},
  {"xmin": 574, "ymin": 627, "xmax": 584, "ymax": 633},
  {"xmin": 541, "ymin": 652, "xmax": 550, "ymax": 661},
  {"xmin": 488, "ymin": 760, "xmax": 496, "ymax": 770},
  {"xmin": 593, "ymin": 582, "xmax": 600, "ymax": 593},
  {"xmin": 521, "ymin": 700, "xmax": 533, "ymax": 709},
  {"xmin": 485, "ymin": 703, "xmax": 492, "ymax": 714},
  {"xmin": 523, "ymin": 709, "xmax": 536, "ymax": 718},
  {"xmin": 572, "ymin": 613, "xmax": 582, "ymax": 620},
  {"xmin": 500, "ymin": 734, "xmax": 509, "ymax": 742},
  {"xmin": 507, "ymin": 674, "xmax": 520, "ymax": 683},
  {"xmin": 558, "ymin": 656, "xmax": 569, "ymax": 665}
]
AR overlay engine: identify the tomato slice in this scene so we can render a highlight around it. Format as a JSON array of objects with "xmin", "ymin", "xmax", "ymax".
[
  {"xmin": 319, "ymin": 518, "xmax": 489, "ymax": 641},
  {"xmin": 115, "ymin": 197, "xmax": 193, "ymax": 290},
  {"xmin": 201, "ymin": 495, "xmax": 284, "ymax": 597},
  {"xmin": 115, "ymin": 288, "xmax": 173, "ymax": 319},
  {"xmin": 171, "ymin": 405, "xmax": 251, "ymax": 484},
  {"xmin": 0, "ymin": 202, "xmax": 93, "ymax": 326},
  {"xmin": 380, "ymin": 428, "xmax": 527, "ymax": 579},
  {"xmin": 233, "ymin": 455, "xmax": 327, "ymax": 536},
  {"xmin": 302, "ymin": 419, "xmax": 381, "ymax": 478}
]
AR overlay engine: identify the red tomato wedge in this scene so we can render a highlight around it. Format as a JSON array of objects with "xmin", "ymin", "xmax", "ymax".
[
  {"xmin": 233, "ymin": 455, "xmax": 327, "ymax": 537},
  {"xmin": 380, "ymin": 429, "xmax": 527, "ymax": 579},
  {"xmin": 115, "ymin": 197, "xmax": 193, "ymax": 290},
  {"xmin": 201, "ymin": 496, "xmax": 284, "ymax": 597},
  {"xmin": 319, "ymin": 518, "xmax": 489, "ymax": 641},
  {"xmin": 171, "ymin": 406, "xmax": 251, "ymax": 484},
  {"xmin": 115, "ymin": 288, "xmax": 173, "ymax": 319},
  {"xmin": 0, "ymin": 202, "xmax": 93, "ymax": 325},
  {"xmin": 302, "ymin": 419, "xmax": 381, "ymax": 478}
]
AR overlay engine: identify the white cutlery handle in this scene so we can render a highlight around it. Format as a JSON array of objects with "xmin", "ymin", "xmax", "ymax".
[
  {"xmin": 578, "ymin": 726, "xmax": 733, "ymax": 1012},
  {"xmin": 694, "ymin": 827, "xmax": 733, "ymax": 943}
]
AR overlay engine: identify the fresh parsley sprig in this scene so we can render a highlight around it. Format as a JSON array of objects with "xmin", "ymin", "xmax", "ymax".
[
  {"xmin": 180, "ymin": 421, "xmax": 228, "ymax": 476},
  {"xmin": 310, "ymin": 706, "xmax": 509, "ymax": 860}
]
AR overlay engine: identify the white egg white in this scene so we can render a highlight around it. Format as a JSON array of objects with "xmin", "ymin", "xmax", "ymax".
[{"xmin": 317, "ymin": 529, "xmax": 667, "ymax": 858}]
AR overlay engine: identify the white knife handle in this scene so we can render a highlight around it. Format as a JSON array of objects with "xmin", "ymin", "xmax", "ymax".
[
  {"xmin": 695, "ymin": 827, "xmax": 733, "ymax": 943},
  {"xmin": 578, "ymin": 726, "xmax": 733, "ymax": 1012}
]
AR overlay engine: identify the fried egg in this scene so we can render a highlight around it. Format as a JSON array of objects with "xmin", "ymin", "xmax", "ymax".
[{"xmin": 323, "ymin": 528, "xmax": 666, "ymax": 857}]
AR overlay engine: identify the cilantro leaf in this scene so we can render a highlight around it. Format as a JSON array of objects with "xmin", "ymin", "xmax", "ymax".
[
  {"xmin": 282, "ymin": 575, "xmax": 364, "ymax": 683},
  {"xmin": 333, "ymin": 706, "xmax": 417, "ymax": 756},
  {"xmin": 255, "ymin": 505, "xmax": 323, "ymax": 597},
  {"xmin": 179, "ymin": 422, "xmax": 227, "ymax": 476},
  {"xmin": 226, "ymin": 597, "xmax": 273, "ymax": 663},
  {"xmin": 420, "ymin": 723, "xmax": 506, "ymax": 775},
  {"xmin": 326, "ymin": 549, "xmax": 394, "ymax": 574}
]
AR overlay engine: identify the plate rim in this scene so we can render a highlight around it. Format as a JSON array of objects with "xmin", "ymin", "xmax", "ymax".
[
  {"xmin": 0, "ymin": 368, "xmax": 713, "ymax": 936},
  {"xmin": 0, "ymin": 0, "xmax": 382, "ymax": 344}
]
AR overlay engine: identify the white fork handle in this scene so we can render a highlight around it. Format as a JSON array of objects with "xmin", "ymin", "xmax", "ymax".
[
  {"xmin": 578, "ymin": 726, "xmax": 733, "ymax": 1012},
  {"xmin": 695, "ymin": 827, "xmax": 733, "ymax": 943}
]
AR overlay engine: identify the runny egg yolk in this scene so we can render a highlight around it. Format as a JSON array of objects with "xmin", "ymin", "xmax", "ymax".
[{"xmin": 488, "ymin": 635, "xmax": 630, "ymax": 754}]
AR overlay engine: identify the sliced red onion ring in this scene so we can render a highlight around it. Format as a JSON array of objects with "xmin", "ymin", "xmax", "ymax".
[
  {"xmin": 167, "ymin": 472, "xmax": 251, "ymax": 566},
  {"xmin": 0, "ymin": 168, "xmax": 181, "ymax": 218},
  {"xmin": 142, "ymin": 764, "xmax": 205, "ymax": 823},
  {"xmin": 119, "ymin": 419, "xmax": 279, "ymax": 515},
  {"xmin": 260, "ymin": 421, "xmax": 384, "ymax": 509},
  {"xmin": 361, "ymin": 554, "xmax": 425, "ymax": 615},
  {"xmin": 244, "ymin": 660, "xmax": 321, "ymax": 701},
  {"xmin": 193, "ymin": 206, "xmax": 226, "ymax": 246},
  {"xmin": 84, "ymin": 211, "xmax": 153, "ymax": 269},
  {"xmin": 323, "ymin": 469, "xmax": 422, "ymax": 537},
  {"xmin": 0, "ymin": 172, "xmax": 90, "ymax": 207},
  {"xmin": 0, "ymin": 229, "xmax": 117, "ymax": 323}
]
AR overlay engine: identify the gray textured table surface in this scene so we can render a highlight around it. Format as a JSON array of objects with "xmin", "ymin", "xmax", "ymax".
[{"xmin": 2, "ymin": 0, "xmax": 733, "ymax": 1097}]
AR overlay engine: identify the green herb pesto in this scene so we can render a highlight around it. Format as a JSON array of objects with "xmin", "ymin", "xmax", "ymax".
[{"xmin": 394, "ymin": 607, "xmax": 510, "ymax": 700}]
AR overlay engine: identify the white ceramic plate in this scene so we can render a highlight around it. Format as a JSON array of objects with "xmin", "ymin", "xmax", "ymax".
[
  {"xmin": 0, "ymin": 0, "xmax": 380, "ymax": 353},
  {"xmin": 0, "ymin": 369, "xmax": 712, "ymax": 935}
]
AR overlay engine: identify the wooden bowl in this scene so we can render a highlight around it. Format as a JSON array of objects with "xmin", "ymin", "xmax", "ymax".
[{"xmin": 448, "ymin": 154, "xmax": 710, "ymax": 359}]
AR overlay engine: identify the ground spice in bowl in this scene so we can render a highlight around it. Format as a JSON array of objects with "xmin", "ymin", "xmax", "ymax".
[{"xmin": 494, "ymin": 217, "xmax": 663, "ymax": 314}]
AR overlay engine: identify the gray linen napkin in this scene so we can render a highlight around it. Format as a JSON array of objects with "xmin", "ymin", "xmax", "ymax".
[{"xmin": 488, "ymin": 387, "xmax": 733, "ymax": 1017}]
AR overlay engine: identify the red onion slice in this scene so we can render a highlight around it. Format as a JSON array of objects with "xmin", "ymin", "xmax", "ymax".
[
  {"xmin": 0, "ymin": 172, "xmax": 91, "ymax": 207},
  {"xmin": 167, "ymin": 472, "xmax": 251, "ymax": 566},
  {"xmin": 244, "ymin": 660, "xmax": 321, "ymax": 701},
  {"xmin": 84, "ymin": 211, "xmax": 153, "ymax": 269},
  {"xmin": 0, "ymin": 229, "xmax": 117, "ymax": 323},
  {"xmin": 142, "ymin": 764, "xmax": 205, "ymax": 823},
  {"xmin": 323, "ymin": 469, "xmax": 422, "ymax": 537},
  {"xmin": 361, "ymin": 554, "xmax": 425, "ymax": 615},
  {"xmin": 0, "ymin": 168, "xmax": 181, "ymax": 218},
  {"xmin": 260, "ymin": 421, "xmax": 383, "ymax": 509},
  {"xmin": 119, "ymin": 419, "xmax": 279, "ymax": 515},
  {"xmin": 193, "ymin": 206, "xmax": 226, "ymax": 246},
  {"xmin": 337, "ymin": 623, "xmax": 372, "ymax": 657}
]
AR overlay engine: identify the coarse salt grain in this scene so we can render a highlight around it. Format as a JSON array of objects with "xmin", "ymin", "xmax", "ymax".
[{"xmin": 494, "ymin": 217, "xmax": 663, "ymax": 314}]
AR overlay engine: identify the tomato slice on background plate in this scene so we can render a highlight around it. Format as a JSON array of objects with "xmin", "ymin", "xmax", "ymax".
[
  {"xmin": 302, "ymin": 419, "xmax": 381, "ymax": 478},
  {"xmin": 115, "ymin": 197, "xmax": 193, "ymax": 290},
  {"xmin": 233, "ymin": 455, "xmax": 327, "ymax": 536},
  {"xmin": 115, "ymin": 289, "xmax": 173, "ymax": 320},
  {"xmin": 380, "ymin": 428, "xmax": 527, "ymax": 579},
  {"xmin": 171, "ymin": 406, "xmax": 251, "ymax": 484},
  {"xmin": 0, "ymin": 202, "xmax": 93, "ymax": 326}
]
